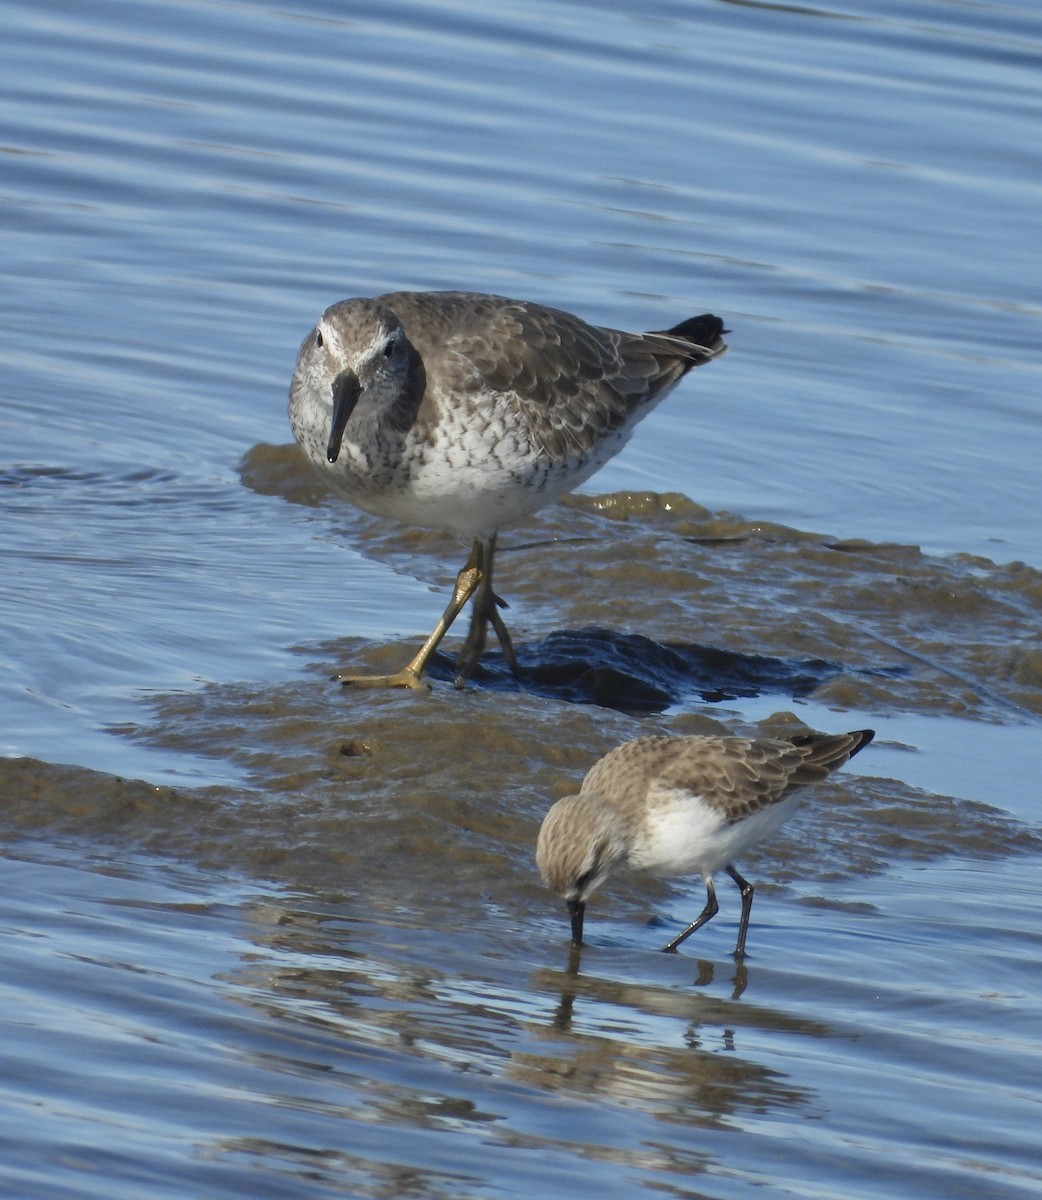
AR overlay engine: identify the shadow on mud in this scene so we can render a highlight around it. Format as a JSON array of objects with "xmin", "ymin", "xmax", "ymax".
[{"xmin": 426, "ymin": 625, "xmax": 887, "ymax": 714}]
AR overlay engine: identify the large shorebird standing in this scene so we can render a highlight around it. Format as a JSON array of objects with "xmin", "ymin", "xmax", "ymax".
[{"xmin": 289, "ymin": 291, "xmax": 727, "ymax": 688}]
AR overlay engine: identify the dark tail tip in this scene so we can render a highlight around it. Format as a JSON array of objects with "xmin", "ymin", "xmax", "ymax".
[
  {"xmin": 661, "ymin": 312, "xmax": 727, "ymax": 348},
  {"xmin": 847, "ymin": 729, "xmax": 875, "ymax": 760},
  {"xmin": 789, "ymin": 727, "xmax": 875, "ymax": 769}
]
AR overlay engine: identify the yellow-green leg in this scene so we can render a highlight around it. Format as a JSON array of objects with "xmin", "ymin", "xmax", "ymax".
[
  {"xmin": 334, "ymin": 543, "xmax": 484, "ymax": 690},
  {"xmin": 335, "ymin": 535, "xmax": 519, "ymax": 690},
  {"xmin": 453, "ymin": 535, "xmax": 519, "ymax": 686}
]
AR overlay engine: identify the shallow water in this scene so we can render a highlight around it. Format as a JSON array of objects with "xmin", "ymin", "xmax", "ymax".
[{"xmin": 2, "ymin": 0, "xmax": 1042, "ymax": 1197}]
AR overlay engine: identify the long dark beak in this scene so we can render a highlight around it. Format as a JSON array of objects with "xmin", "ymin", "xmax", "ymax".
[
  {"xmin": 567, "ymin": 898, "xmax": 585, "ymax": 947},
  {"xmin": 326, "ymin": 369, "xmax": 361, "ymax": 463}
]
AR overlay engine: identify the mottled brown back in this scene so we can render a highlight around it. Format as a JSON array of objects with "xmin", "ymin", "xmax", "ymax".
[
  {"xmin": 378, "ymin": 291, "xmax": 726, "ymax": 461},
  {"xmin": 582, "ymin": 730, "xmax": 874, "ymax": 824}
]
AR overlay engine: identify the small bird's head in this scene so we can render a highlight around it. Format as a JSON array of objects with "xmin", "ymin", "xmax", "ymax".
[{"xmin": 536, "ymin": 793, "xmax": 628, "ymax": 946}]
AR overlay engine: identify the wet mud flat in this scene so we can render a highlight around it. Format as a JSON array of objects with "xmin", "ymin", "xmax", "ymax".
[
  {"xmin": 4, "ymin": 449, "xmax": 1042, "ymax": 1199},
  {"xmin": 4, "ymin": 444, "xmax": 1040, "ymax": 921}
]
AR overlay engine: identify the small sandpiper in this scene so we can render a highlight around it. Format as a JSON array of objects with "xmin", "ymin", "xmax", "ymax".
[
  {"xmin": 536, "ymin": 729, "xmax": 874, "ymax": 958},
  {"xmin": 288, "ymin": 291, "xmax": 727, "ymax": 688}
]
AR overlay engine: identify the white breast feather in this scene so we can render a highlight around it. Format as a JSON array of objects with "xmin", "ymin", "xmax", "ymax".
[{"xmin": 630, "ymin": 785, "xmax": 801, "ymax": 880}]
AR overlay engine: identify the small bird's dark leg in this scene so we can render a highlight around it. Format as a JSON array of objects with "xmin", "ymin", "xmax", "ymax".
[
  {"xmin": 567, "ymin": 897, "xmax": 585, "ymax": 947},
  {"xmin": 454, "ymin": 534, "xmax": 519, "ymax": 685},
  {"xmin": 661, "ymin": 878, "xmax": 719, "ymax": 953},
  {"xmin": 727, "ymin": 864, "xmax": 755, "ymax": 960}
]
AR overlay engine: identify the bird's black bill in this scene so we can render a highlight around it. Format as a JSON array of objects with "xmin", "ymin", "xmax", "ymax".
[
  {"xmin": 567, "ymin": 898, "xmax": 585, "ymax": 947},
  {"xmin": 326, "ymin": 369, "xmax": 361, "ymax": 463}
]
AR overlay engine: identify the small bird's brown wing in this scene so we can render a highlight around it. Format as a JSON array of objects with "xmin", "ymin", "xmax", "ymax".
[
  {"xmin": 383, "ymin": 291, "xmax": 725, "ymax": 461},
  {"xmin": 645, "ymin": 731, "xmax": 872, "ymax": 823},
  {"xmin": 652, "ymin": 737, "xmax": 810, "ymax": 823}
]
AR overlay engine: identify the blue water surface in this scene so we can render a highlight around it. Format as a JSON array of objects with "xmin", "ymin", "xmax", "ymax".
[{"xmin": 2, "ymin": 2, "xmax": 1041, "ymax": 1197}]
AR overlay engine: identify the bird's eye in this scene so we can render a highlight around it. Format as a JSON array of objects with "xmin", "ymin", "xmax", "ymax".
[
  {"xmin": 382, "ymin": 338, "xmax": 396, "ymax": 358},
  {"xmin": 315, "ymin": 329, "xmax": 324, "ymax": 348},
  {"xmin": 574, "ymin": 868, "xmax": 596, "ymax": 893}
]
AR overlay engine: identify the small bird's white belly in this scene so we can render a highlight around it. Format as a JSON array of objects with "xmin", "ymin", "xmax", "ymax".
[{"xmin": 630, "ymin": 790, "xmax": 801, "ymax": 880}]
